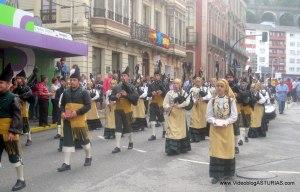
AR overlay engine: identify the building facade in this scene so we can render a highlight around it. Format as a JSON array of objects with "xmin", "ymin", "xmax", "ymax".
[
  {"xmin": 187, "ymin": 0, "xmax": 248, "ymax": 80},
  {"xmin": 19, "ymin": 0, "xmax": 187, "ymax": 78},
  {"xmin": 245, "ymin": 23, "xmax": 300, "ymax": 78}
]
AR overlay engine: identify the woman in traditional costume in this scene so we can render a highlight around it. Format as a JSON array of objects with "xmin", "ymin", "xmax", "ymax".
[
  {"xmin": 103, "ymin": 79, "xmax": 117, "ymax": 139},
  {"xmin": 131, "ymin": 78, "xmax": 148, "ymax": 131},
  {"xmin": 206, "ymin": 79, "xmax": 238, "ymax": 184},
  {"xmin": 86, "ymin": 82, "xmax": 103, "ymax": 131},
  {"xmin": 189, "ymin": 77, "xmax": 212, "ymax": 142},
  {"xmin": 248, "ymin": 83, "xmax": 267, "ymax": 138},
  {"xmin": 163, "ymin": 78, "xmax": 191, "ymax": 156}
]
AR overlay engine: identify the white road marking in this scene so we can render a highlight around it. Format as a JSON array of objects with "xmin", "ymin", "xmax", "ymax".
[
  {"xmin": 177, "ymin": 158, "xmax": 209, "ymax": 165},
  {"xmin": 269, "ymin": 171, "xmax": 300, "ymax": 174},
  {"xmin": 122, "ymin": 146, "xmax": 147, "ymax": 153},
  {"xmin": 97, "ymin": 135, "xmax": 105, "ymax": 140}
]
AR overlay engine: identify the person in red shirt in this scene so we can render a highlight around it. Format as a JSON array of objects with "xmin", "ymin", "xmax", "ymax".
[
  {"xmin": 35, "ymin": 76, "xmax": 53, "ymax": 126},
  {"xmin": 285, "ymin": 78, "xmax": 293, "ymax": 99}
]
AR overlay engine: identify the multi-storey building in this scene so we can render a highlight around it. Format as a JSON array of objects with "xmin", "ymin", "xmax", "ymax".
[
  {"xmin": 286, "ymin": 31, "xmax": 300, "ymax": 77},
  {"xmin": 19, "ymin": 0, "xmax": 187, "ymax": 78},
  {"xmin": 187, "ymin": 0, "xmax": 247, "ymax": 79},
  {"xmin": 246, "ymin": 23, "xmax": 300, "ymax": 78}
]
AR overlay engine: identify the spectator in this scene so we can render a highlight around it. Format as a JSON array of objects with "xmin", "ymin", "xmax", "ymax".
[
  {"xmin": 275, "ymin": 79, "xmax": 289, "ymax": 114},
  {"xmin": 50, "ymin": 77, "xmax": 60, "ymax": 124},
  {"xmin": 35, "ymin": 76, "xmax": 53, "ymax": 126},
  {"xmin": 60, "ymin": 58, "xmax": 70, "ymax": 78},
  {"xmin": 102, "ymin": 73, "xmax": 112, "ymax": 94}
]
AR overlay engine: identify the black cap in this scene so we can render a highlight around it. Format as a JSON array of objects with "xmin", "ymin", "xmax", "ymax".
[
  {"xmin": 121, "ymin": 66, "xmax": 129, "ymax": 75},
  {"xmin": 16, "ymin": 69, "xmax": 26, "ymax": 78},
  {"xmin": 0, "ymin": 63, "xmax": 14, "ymax": 82},
  {"xmin": 70, "ymin": 65, "xmax": 80, "ymax": 79}
]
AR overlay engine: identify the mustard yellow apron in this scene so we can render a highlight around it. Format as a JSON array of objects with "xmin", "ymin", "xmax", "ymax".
[
  {"xmin": 251, "ymin": 104, "xmax": 264, "ymax": 128},
  {"xmin": 166, "ymin": 107, "xmax": 186, "ymax": 140},
  {"xmin": 65, "ymin": 103, "xmax": 87, "ymax": 128},
  {"xmin": 20, "ymin": 100, "xmax": 29, "ymax": 118},
  {"xmin": 190, "ymin": 101, "xmax": 208, "ymax": 129},
  {"xmin": 0, "ymin": 118, "xmax": 19, "ymax": 141},
  {"xmin": 209, "ymin": 124, "xmax": 234, "ymax": 159},
  {"xmin": 132, "ymin": 98, "xmax": 146, "ymax": 118},
  {"xmin": 86, "ymin": 101, "xmax": 99, "ymax": 120},
  {"xmin": 116, "ymin": 98, "xmax": 132, "ymax": 113},
  {"xmin": 106, "ymin": 104, "xmax": 116, "ymax": 129}
]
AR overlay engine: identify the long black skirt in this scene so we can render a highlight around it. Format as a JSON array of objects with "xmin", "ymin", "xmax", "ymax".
[
  {"xmin": 165, "ymin": 137, "xmax": 191, "ymax": 156},
  {"xmin": 87, "ymin": 119, "xmax": 103, "ymax": 131},
  {"xmin": 103, "ymin": 128, "xmax": 115, "ymax": 139},
  {"xmin": 209, "ymin": 157, "xmax": 235, "ymax": 178},
  {"xmin": 189, "ymin": 127, "xmax": 206, "ymax": 142},
  {"xmin": 132, "ymin": 118, "xmax": 148, "ymax": 132},
  {"xmin": 248, "ymin": 115, "xmax": 268, "ymax": 138}
]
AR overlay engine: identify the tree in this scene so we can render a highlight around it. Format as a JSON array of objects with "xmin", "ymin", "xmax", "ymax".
[
  {"xmin": 279, "ymin": 13, "xmax": 294, "ymax": 26},
  {"xmin": 246, "ymin": 11, "xmax": 258, "ymax": 23}
]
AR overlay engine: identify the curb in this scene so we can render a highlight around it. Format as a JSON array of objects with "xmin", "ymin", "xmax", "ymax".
[{"xmin": 31, "ymin": 124, "xmax": 57, "ymax": 133}]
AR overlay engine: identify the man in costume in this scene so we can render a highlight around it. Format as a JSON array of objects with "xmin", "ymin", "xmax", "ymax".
[
  {"xmin": 110, "ymin": 67, "xmax": 138, "ymax": 153},
  {"xmin": 57, "ymin": 66, "xmax": 92, "ymax": 172},
  {"xmin": 163, "ymin": 78, "xmax": 191, "ymax": 156},
  {"xmin": 13, "ymin": 70, "xmax": 33, "ymax": 146},
  {"xmin": 226, "ymin": 74, "xmax": 241, "ymax": 154},
  {"xmin": 206, "ymin": 79, "xmax": 238, "ymax": 184},
  {"xmin": 147, "ymin": 70, "xmax": 168, "ymax": 141},
  {"xmin": 0, "ymin": 64, "xmax": 26, "ymax": 191},
  {"xmin": 189, "ymin": 77, "xmax": 212, "ymax": 142},
  {"xmin": 131, "ymin": 77, "xmax": 148, "ymax": 132}
]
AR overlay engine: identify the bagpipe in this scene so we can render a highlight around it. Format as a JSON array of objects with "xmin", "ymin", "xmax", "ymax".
[
  {"xmin": 110, "ymin": 82, "xmax": 138, "ymax": 105},
  {"xmin": 169, "ymin": 90, "xmax": 193, "ymax": 115}
]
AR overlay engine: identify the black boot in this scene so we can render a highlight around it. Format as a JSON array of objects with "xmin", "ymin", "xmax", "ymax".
[
  {"xmin": 58, "ymin": 138, "xmax": 63, "ymax": 152},
  {"xmin": 112, "ymin": 147, "xmax": 121, "ymax": 154},
  {"xmin": 54, "ymin": 134, "xmax": 61, "ymax": 139},
  {"xmin": 162, "ymin": 131, "xmax": 166, "ymax": 138},
  {"xmin": 148, "ymin": 135, "xmax": 156, "ymax": 141},
  {"xmin": 245, "ymin": 137, "xmax": 249, "ymax": 143},
  {"xmin": 25, "ymin": 139, "xmax": 32, "ymax": 146},
  {"xmin": 238, "ymin": 139, "xmax": 243, "ymax": 146},
  {"xmin": 235, "ymin": 147, "xmax": 239, "ymax": 154},
  {"xmin": 84, "ymin": 157, "xmax": 92, "ymax": 166},
  {"xmin": 57, "ymin": 163, "xmax": 71, "ymax": 172},
  {"xmin": 12, "ymin": 180, "xmax": 26, "ymax": 191},
  {"xmin": 128, "ymin": 142, "xmax": 133, "ymax": 149},
  {"xmin": 211, "ymin": 177, "xmax": 220, "ymax": 184}
]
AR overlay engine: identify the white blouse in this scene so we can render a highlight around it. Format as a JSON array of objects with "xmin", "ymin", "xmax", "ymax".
[{"xmin": 206, "ymin": 96, "xmax": 238, "ymax": 126}]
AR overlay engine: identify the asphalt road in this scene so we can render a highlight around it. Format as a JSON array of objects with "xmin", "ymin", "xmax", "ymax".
[{"xmin": 1, "ymin": 103, "xmax": 300, "ymax": 192}]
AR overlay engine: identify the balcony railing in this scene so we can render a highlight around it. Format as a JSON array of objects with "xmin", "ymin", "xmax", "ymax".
[
  {"xmin": 93, "ymin": 8, "xmax": 129, "ymax": 26},
  {"xmin": 40, "ymin": 9, "xmax": 56, "ymax": 24},
  {"xmin": 130, "ymin": 21, "xmax": 150, "ymax": 43}
]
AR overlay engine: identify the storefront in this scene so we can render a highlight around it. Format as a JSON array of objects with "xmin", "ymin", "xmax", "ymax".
[{"xmin": 0, "ymin": 3, "xmax": 87, "ymax": 79}]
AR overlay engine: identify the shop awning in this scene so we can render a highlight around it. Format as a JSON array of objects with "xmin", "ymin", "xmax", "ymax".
[{"xmin": 0, "ymin": 24, "xmax": 88, "ymax": 57}]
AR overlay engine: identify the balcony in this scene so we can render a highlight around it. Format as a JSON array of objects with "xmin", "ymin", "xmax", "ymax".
[
  {"xmin": 91, "ymin": 8, "xmax": 131, "ymax": 39},
  {"xmin": 40, "ymin": 9, "xmax": 56, "ymax": 24},
  {"xmin": 208, "ymin": 34, "xmax": 226, "ymax": 51},
  {"xmin": 130, "ymin": 22, "xmax": 150, "ymax": 44}
]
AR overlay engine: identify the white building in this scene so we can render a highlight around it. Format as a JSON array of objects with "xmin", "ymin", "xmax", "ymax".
[{"xmin": 286, "ymin": 31, "xmax": 300, "ymax": 76}]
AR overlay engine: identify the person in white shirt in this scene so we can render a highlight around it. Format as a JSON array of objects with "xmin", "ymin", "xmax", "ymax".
[
  {"xmin": 50, "ymin": 77, "xmax": 61, "ymax": 124},
  {"xmin": 206, "ymin": 79, "xmax": 238, "ymax": 184},
  {"xmin": 189, "ymin": 77, "xmax": 212, "ymax": 142}
]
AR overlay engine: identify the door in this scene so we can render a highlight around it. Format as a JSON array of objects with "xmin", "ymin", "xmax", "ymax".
[
  {"xmin": 128, "ymin": 55, "xmax": 136, "ymax": 78},
  {"xmin": 92, "ymin": 47, "xmax": 102, "ymax": 75},
  {"xmin": 142, "ymin": 52, "xmax": 149, "ymax": 76},
  {"xmin": 112, "ymin": 51, "xmax": 121, "ymax": 73}
]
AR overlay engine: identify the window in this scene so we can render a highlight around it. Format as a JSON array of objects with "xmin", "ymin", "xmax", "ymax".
[
  {"xmin": 123, "ymin": 0, "xmax": 129, "ymax": 25},
  {"xmin": 297, "ymin": 68, "xmax": 300, "ymax": 72},
  {"xmin": 297, "ymin": 59, "xmax": 300, "ymax": 64},
  {"xmin": 297, "ymin": 42, "xmax": 300, "ymax": 47},
  {"xmin": 259, "ymin": 57, "xmax": 265, "ymax": 62},
  {"xmin": 155, "ymin": 11, "xmax": 161, "ymax": 30},
  {"xmin": 143, "ymin": 4, "xmax": 150, "ymax": 26},
  {"xmin": 41, "ymin": 0, "xmax": 56, "ymax": 23},
  {"xmin": 115, "ymin": 0, "xmax": 123, "ymax": 23},
  {"xmin": 297, "ymin": 50, "xmax": 300, "ymax": 55},
  {"xmin": 290, "ymin": 42, "xmax": 295, "ymax": 46},
  {"xmin": 108, "ymin": 0, "xmax": 115, "ymax": 19},
  {"xmin": 260, "ymin": 48, "xmax": 265, "ymax": 53},
  {"xmin": 290, "ymin": 50, "xmax": 296, "ymax": 55},
  {"xmin": 290, "ymin": 34, "xmax": 295, "ymax": 37},
  {"xmin": 289, "ymin": 67, "xmax": 294, "ymax": 72},
  {"xmin": 290, "ymin": 58, "xmax": 295, "ymax": 63},
  {"xmin": 94, "ymin": 0, "xmax": 105, "ymax": 17}
]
